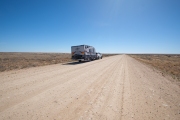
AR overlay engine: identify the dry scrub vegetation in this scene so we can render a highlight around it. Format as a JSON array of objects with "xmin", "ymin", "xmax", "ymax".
[
  {"xmin": 0, "ymin": 52, "xmax": 72, "ymax": 72},
  {"xmin": 0, "ymin": 52, "xmax": 117, "ymax": 72},
  {"xmin": 130, "ymin": 54, "xmax": 180, "ymax": 81}
]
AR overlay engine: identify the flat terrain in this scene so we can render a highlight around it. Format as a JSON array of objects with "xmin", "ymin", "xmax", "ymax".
[
  {"xmin": 0, "ymin": 55, "xmax": 179, "ymax": 120},
  {"xmin": 130, "ymin": 54, "xmax": 180, "ymax": 81},
  {"xmin": 0, "ymin": 52, "xmax": 72, "ymax": 72},
  {"xmin": 0, "ymin": 52, "xmax": 117, "ymax": 72}
]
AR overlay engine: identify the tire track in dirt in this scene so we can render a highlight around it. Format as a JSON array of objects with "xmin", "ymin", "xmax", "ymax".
[
  {"xmin": 0, "ymin": 58, "xmax": 111, "ymax": 94},
  {"xmin": 0, "ymin": 57, "xmax": 118, "ymax": 112},
  {"xmin": 0, "ymin": 57, "xmax": 109, "ymax": 84},
  {"xmin": 56, "ymin": 57, "xmax": 123, "ymax": 120},
  {"xmin": 0, "ymin": 56, "xmax": 120, "ymax": 119},
  {"xmin": 78, "ymin": 57, "xmax": 123, "ymax": 120},
  {"xmin": 0, "ymin": 57, "xmax": 109, "ymax": 92},
  {"xmin": 121, "ymin": 55, "xmax": 134, "ymax": 120},
  {"xmin": 120, "ymin": 64, "xmax": 125, "ymax": 120}
]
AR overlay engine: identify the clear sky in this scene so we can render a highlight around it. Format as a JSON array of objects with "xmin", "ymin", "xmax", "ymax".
[{"xmin": 0, "ymin": 0, "xmax": 180, "ymax": 53}]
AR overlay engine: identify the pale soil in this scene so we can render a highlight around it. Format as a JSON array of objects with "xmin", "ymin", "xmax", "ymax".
[{"xmin": 0, "ymin": 55, "xmax": 179, "ymax": 120}]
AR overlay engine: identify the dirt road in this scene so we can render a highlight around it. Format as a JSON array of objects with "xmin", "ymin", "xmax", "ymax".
[{"xmin": 0, "ymin": 55, "xmax": 179, "ymax": 120}]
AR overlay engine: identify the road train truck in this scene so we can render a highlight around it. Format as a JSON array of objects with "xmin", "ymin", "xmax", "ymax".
[{"xmin": 71, "ymin": 45, "xmax": 98, "ymax": 62}]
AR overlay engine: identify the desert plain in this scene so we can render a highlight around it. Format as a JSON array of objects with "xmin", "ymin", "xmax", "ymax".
[{"xmin": 0, "ymin": 53, "xmax": 180, "ymax": 120}]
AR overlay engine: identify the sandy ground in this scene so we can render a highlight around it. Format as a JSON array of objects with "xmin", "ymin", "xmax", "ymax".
[{"xmin": 0, "ymin": 55, "xmax": 179, "ymax": 120}]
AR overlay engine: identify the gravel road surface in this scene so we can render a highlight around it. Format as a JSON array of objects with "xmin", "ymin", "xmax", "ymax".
[{"xmin": 0, "ymin": 55, "xmax": 179, "ymax": 120}]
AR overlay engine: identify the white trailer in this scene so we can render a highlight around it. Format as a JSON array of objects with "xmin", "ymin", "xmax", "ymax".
[{"xmin": 71, "ymin": 45, "xmax": 97, "ymax": 62}]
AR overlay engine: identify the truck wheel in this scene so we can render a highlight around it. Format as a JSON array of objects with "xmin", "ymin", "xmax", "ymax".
[
  {"xmin": 87, "ymin": 58, "xmax": 90, "ymax": 62},
  {"xmin": 79, "ymin": 60, "xmax": 81, "ymax": 62}
]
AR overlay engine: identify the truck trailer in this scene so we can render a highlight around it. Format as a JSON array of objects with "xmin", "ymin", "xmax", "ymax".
[{"xmin": 71, "ymin": 45, "xmax": 98, "ymax": 62}]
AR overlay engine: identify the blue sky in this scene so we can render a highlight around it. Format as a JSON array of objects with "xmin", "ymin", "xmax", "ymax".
[{"xmin": 0, "ymin": 0, "xmax": 180, "ymax": 53}]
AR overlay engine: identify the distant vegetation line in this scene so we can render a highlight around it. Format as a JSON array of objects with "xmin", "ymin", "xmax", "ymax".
[
  {"xmin": 130, "ymin": 54, "xmax": 180, "ymax": 81},
  {"xmin": 0, "ymin": 52, "xmax": 117, "ymax": 72}
]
